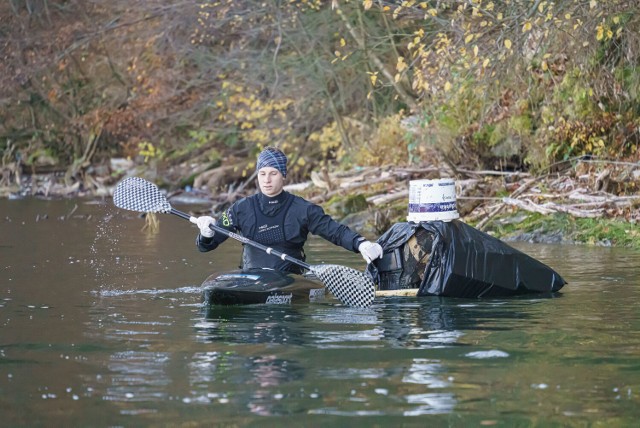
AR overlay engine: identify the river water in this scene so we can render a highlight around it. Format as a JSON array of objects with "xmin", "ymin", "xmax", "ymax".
[{"xmin": 1, "ymin": 198, "xmax": 639, "ymax": 426}]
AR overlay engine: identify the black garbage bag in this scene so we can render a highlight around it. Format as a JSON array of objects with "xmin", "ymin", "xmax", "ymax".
[{"xmin": 370, "ymin": 220, "xmax": 566, "ymax": 298}]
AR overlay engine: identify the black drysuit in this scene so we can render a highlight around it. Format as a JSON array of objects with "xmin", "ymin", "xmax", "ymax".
[{"xmin": 196, "ymin": 191, "xmax": 365, "ymax": 274}]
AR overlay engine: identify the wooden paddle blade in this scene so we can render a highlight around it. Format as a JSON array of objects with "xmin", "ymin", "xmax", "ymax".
[
  {"xmin": 311, "ymin": 264, "xmax": 375, "ymax": 308},
  {"xmin": 113, "ymin": 177, "xmax": 172, "ymax": 214}
]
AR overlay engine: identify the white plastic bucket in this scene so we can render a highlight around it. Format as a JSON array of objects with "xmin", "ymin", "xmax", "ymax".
[{"xmin": 407, "ymin": 179, "xmax": 459, "ymax": 222}]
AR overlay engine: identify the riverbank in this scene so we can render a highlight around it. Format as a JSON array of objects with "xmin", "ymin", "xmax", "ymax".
[{"xmin": 2, "ymin": 157, "xmax": 639, "ymax": 250}]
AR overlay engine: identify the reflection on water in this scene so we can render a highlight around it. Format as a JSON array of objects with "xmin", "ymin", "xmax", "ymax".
[{"xmin": 1, "ymin": 199, "xmax": 640, "ymax": 425}]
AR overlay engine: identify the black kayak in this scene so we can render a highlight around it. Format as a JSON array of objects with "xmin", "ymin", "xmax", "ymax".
[{"xmin": 201, "ymin": 268, "xmax": 329, "ymax": 306}]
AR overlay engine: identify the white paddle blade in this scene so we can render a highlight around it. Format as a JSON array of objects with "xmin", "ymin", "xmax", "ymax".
[
  {"xmin": 311, "ymin": 264, "xmax": 375, "ymax": 308},
  {"xmin": 113, "ymin": 177, "xmax": 172, "ymax": 214}
]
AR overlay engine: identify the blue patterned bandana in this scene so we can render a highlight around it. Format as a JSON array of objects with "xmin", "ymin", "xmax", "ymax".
[{"xmin": 256, "ymin": 147, "xmax": 287, "ymax": 177}]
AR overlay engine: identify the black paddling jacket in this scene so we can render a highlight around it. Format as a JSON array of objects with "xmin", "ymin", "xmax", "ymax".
[{"xmin": 196, "ymin": 191, "xmax": 365, "ymax": 274}]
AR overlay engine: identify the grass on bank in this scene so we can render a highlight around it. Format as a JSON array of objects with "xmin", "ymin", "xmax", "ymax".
[{"xmin": 481, "ymin": 212, "xmax": 640, "ymax": 250}]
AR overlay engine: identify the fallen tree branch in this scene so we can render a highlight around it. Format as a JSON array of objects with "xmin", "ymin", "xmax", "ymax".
[
  {"xmin": 476, "ymin": 175, "xmax": 548, "ymax": 231},
  {"xmin": 367, "ymin": 188, "xmax": 408, "ymax": 206},
  {"xmin": 310, "ymin": 174, "xmax": 399, "ymax": 204},
  {"xmin": 502, "ymin": 197, "xmax": 605, "ymax": 218}
]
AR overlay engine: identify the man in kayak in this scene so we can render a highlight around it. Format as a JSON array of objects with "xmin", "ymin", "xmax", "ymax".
[{"xmin": 193, "ymin": 146, "xmax": 383, "ymax": 274}]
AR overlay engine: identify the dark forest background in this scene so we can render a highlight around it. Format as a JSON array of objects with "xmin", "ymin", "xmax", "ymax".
[{"xmin": 1, "ymin": 1, "xmax": 638, "ymax": 194}]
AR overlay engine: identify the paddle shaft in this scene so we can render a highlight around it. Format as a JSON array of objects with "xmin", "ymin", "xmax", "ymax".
[{"xmin": 170, "ymin": 208, "xmax": 312, "ymax": 271}]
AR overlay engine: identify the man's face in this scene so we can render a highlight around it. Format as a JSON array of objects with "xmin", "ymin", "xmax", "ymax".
[{"xmin": 258, "ymin": 167, "xmax": 285, "ymax": 197}]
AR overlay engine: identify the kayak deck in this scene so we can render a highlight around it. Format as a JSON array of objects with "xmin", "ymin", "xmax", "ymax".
[
  {"xmin": 201, "ymin": 268, "xmax": 425, "ymax": 306},
  {"xmin": 201, "ymin": 269, "xmax": 328, "ymax": 305}
]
